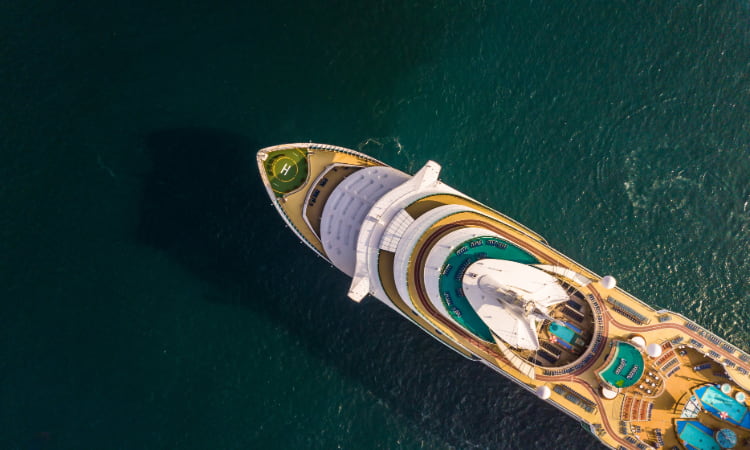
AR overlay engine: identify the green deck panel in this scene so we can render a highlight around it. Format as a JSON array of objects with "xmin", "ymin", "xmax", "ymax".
[
  {"xmin": 597, "ymin": 341, "xmax": 645, "ymax": 388},
  {"xmin": 264, "ymin": 147, "xmax": 309, "ymax": 196},
  {"xmin": 439, "ymin": 236, "xmax": 538, "ymax": 342}
]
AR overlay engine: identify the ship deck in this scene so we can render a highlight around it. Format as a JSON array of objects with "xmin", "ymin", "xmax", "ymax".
[
  {"xmin": 259, "ymin": 144, "xmax": 750, "ymax": 450},
  {"xmin": 257, "ymin": 143, "xmax": 384, "ymax": 255},
  {"xmin": 399, "ymin": 195, "xmax": 750, "ymax": 449}
]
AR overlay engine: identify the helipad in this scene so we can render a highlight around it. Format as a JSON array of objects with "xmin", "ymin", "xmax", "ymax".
[{"xmin": 264, "ymin": 147, "xmax": 308, "ymax": 195}]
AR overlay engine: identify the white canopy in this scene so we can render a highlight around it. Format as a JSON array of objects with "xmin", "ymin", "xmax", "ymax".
[
  {"xmin": 630, "ymin": 335, "xmax": 646, "ymax": 349},
  {"xmin": 462, "ymin": 259, "xmax": 569, "ymax": 350},
  {"xmin": 646, "ymin": 343, "xmax": 662, "ymax": 358},
  {"xmin": 601, "ymin": 385, "xmax": 618, "ymax": 399},
  {"xmin": 536, "ymin": 385, "xmax": 552, "ymax": 400},
  {"xmin": 601, "ymin": 275, "xmax": 617, "ymax": 290}
]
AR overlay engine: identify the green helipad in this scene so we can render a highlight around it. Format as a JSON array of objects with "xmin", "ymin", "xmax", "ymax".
[{"xmin": 264, "ymin": 147, "xmax": 308, "ymax": 196}]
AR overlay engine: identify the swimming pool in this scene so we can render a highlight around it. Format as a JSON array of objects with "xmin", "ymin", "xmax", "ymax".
[
  {"xmin": 597, "ymin": 341, "xmax": 644, "ymax": 389},
  {"xmin": 676, "ymin": 421, "xmax": 720, "ymax": 450},
  {"xmin": 696, "ymin": 385, "xmax": 749, "ymax": 427},
  {"xmin": 549, "ymin": 321, "xmax": 577, "ymax": 344}
]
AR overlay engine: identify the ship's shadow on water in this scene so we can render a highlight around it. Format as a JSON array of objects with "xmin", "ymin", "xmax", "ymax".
[{"xmin": 136, "ymin": 128, "xmax": 600, "ymax": 449}]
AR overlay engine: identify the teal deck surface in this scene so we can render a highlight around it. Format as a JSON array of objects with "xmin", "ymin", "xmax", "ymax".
[
  {"xmin": 597, "ymin": 341, "xmax": 644, "ymax": 388},
  {"xmin": 439, "ymin": 236, "xmax": 537, "ymax": 342}
]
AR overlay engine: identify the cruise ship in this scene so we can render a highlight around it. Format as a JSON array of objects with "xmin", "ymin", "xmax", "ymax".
[{"xmin": 256, "ymin": 143, "xmax": 750, "ymax": 450}]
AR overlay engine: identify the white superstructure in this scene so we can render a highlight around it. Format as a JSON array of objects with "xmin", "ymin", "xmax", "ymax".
[{"xmin": 463, "ymin": 259, "xmax": 569, "ymax": 350}]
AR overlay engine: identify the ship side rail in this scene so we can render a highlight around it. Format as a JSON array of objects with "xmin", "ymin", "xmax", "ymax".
[
  {"xmin": 605, "ymin": 296, "xmax": 650, "ymax": 325},
  {"xmin": 481, "ymin": 360, "xmax": 596, "ymax": 432},
  {"xmin": 668, "ymin": 333, "xmax": 750, "ymax": 390},
  {"xmin": 660, "ymin": 309, "xmax": 750, "ymax": 359},
  {"xmin": 552, "ymin": 384, "xmax": 597, "ymax": 414}
]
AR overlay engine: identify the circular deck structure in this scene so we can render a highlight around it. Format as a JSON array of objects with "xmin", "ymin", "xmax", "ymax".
[
  {"xmin": 264, "ymin": 147, "xmax": 309, "ymax": 195},
  {"xmin": 437, "ymin": 234, "xmax": 538, "ymax": 342},
  {"xmin": 597, "ymin": 341, "xmax": 645, "ymax": 389},
  {"xmin": 716, "ymin": 428, "xmax": 737, "ymax": 448}
]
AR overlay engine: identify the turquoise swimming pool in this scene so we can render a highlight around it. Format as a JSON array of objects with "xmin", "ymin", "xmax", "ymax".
[
  {"xmin": 549, "ymin": 321, "xmax": 577, "ymax": 344},
  {"xmin": 696, "ymin": 385, "xmax": 749, "ymax": 427},
  {"xmin": 677, "ymin": 421, "xmax": 720, "ymax": 450}
]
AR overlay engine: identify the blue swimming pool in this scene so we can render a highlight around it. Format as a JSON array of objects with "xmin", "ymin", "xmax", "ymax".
[
  {"xmin": 696, "ymin": 385, "xmax": 750, "ymax": 428},
  {"xmin": 676, "ymin": 421, "xmax": 720, "ymax": 450}
]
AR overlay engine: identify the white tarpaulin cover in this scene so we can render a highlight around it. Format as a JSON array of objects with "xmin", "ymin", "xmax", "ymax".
[{"xmin": 463, "ymin": 259, "xmax": 569, "ymax": 350}]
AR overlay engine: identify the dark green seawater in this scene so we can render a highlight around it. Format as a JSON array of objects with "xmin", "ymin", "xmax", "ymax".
[{"xmin": 2, "ymin": 1, "xmax": 749, "ymax": 448}]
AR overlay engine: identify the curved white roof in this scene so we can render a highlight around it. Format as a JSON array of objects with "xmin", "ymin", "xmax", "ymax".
[
  {"xmin": 320, "ymin": 166, "xmax": 409, "ymax": 276},
  {"xmin": 462, "ymin": 259, "xmax": 569, "ymax": 350},
  {"xmin": 393, "ymin": 204, "xmax": 477, "ymax": 309},
  {"xmin": 346, "ymin": 161, "xmax": 464, "ymax": 303},
  {"xmin": 533, "ymin": 264, "xmax": 592, "ymax": 287},
  {"xmin": 422, "ymin": 227, "xmax": 501, "ymax": 322}
]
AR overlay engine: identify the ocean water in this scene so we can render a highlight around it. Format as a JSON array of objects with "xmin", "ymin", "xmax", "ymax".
[{"xmin": 1, "ymin": 1, "xmax": 749, "ymax": 449}]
